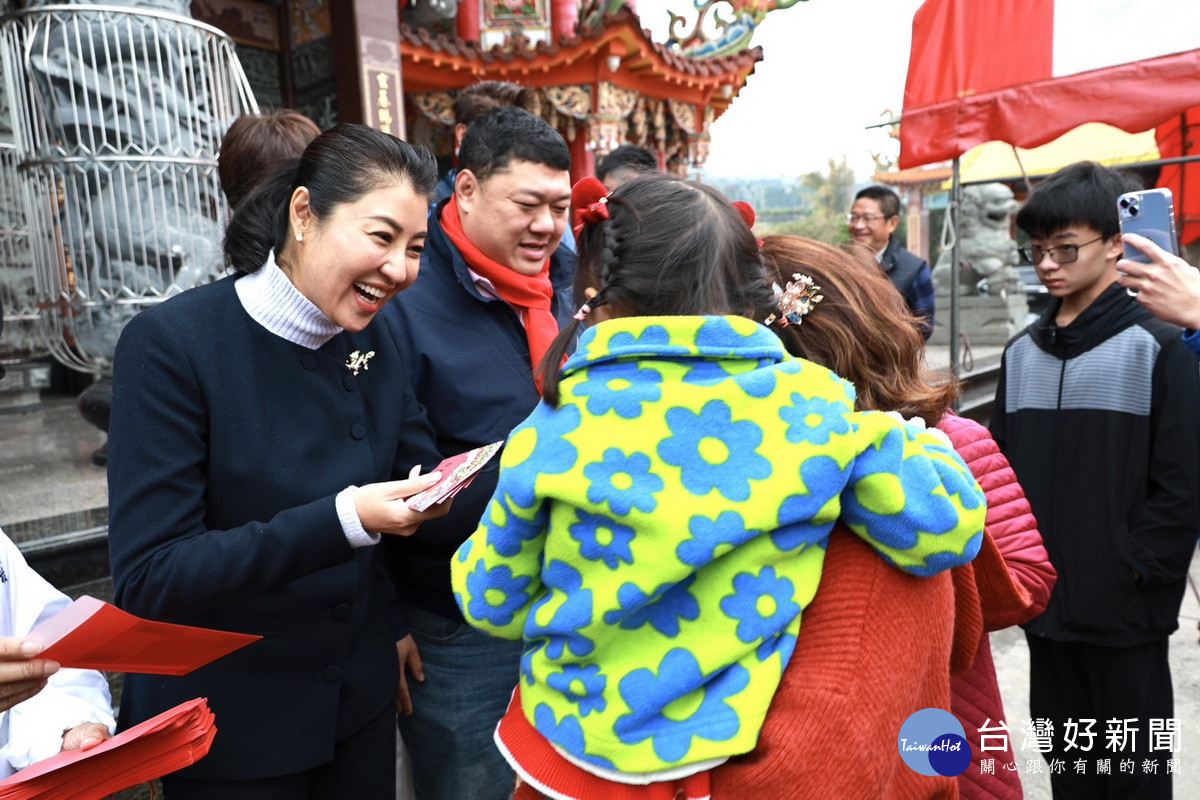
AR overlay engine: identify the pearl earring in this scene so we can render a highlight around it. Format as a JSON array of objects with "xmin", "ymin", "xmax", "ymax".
[{"xmin": 295, "ymin": 231, "xmax": 304, "ymax": 242}]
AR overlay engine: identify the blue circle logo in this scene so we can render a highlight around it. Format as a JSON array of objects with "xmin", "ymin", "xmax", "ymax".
[{"xmin": 897, "ymin": 708, "xmax": 970, "ymax": 777}]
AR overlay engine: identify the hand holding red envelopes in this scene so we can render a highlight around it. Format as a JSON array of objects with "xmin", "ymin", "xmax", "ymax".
[
  {"xmin": 406, "ymin": 441, "xmax": 504, "ymax": 512},
  {"xmin": 27, "ymin": 595, "xmax": 260, "ymax": 675},
  {"xmin": 0, "ymin": 697, "xmax": 216, "ymax": 799}
]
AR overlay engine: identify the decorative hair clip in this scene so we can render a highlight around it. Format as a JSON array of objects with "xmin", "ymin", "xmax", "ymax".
[
  {"xmin": 572, "ymin": 176, "xmax": 611, "ymax": 236},
  {"xmin": 764, "ymin": 273, "xmax": 823, "ymax": 328}
]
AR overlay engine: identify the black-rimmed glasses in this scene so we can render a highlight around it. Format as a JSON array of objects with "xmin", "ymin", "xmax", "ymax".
[{"xmin": 1018, "ymin": 236, "xmax": 1105, "ymax": 265}]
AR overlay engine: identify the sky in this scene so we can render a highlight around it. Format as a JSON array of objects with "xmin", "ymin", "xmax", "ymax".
[{"xmin": 633, "ymin": 0, "xmax": 927, "ymax": 181}]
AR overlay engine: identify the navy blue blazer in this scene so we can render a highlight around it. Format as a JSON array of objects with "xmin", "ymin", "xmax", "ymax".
[
  {"xmin": 380, "ymin": 204, "xmax": 577, "ymax": 622},
  {"xmin": 107, "ymin": 275, "xmax": 439, "ymax": 780}
]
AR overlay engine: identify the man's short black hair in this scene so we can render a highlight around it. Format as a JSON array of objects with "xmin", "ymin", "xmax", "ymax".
[
  {"xmin": 854, "ymin": 185, "xmax": 901, "ymax": 219},
  {"xmin": 458, "ymin": 106, "xmax": 570, "ymax": 183},
  {"xmin": 1015, "ymin": 160, "xmax": 1141, "ymax": 240},
  {"xmin": 596, "ymin": 145, "xmax": 657, "ymax": 182}
]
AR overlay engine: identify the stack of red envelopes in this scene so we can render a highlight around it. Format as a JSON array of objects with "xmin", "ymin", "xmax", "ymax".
[
  {"xmin": 0, "ymin": 596, "xmax": 262, "ymax": 797},
  {"xmin": 0, "ymin": 697, "xmax": 215, "ymax": 799}
]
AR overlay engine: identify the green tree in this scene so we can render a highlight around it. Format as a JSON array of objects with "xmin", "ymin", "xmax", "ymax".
[{"xmin": 760, "ymin": 157, "xmax": 854, "ymax": 245}]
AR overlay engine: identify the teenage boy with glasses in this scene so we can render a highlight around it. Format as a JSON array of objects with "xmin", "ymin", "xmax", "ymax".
[
  {"xmin": 847, "ymin": 185, "xmax": 934, "ymax": 338},
  {"xmin": 992, "ymin": 160, "xmax": 1200, "ymax": 800}
]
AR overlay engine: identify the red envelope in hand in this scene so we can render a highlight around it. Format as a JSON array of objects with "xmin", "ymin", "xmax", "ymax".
[
  {"xmin": 29, "ymin": 596, "xmax": 260, "ymax": 676},
  {"xmin": 406, "ymin": 441, "xmax": 504, "ymax": 512}
]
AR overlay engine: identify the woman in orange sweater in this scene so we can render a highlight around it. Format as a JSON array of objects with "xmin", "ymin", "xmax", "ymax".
[{"xmin": 712, "ymin": 236, "xmax": 1055, "ymax": 799}]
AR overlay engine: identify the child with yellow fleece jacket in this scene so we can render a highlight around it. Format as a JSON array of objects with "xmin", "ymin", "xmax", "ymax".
[{"xmin": 451, "ymin": 175, "xmax": 985, "ymax": 799}]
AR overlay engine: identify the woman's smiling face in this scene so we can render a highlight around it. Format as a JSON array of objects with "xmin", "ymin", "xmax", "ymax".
[{"xmin": 282, "ymin": 179, "xmax": 428, "ymax": 332}]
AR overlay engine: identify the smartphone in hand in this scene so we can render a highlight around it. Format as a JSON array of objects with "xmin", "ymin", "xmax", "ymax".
[{"xmin": 1118, "ymin": 188, "xmax": 1179, "ymax": 264}]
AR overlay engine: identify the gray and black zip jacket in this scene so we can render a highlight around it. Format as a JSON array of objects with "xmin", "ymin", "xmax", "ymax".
[{"xmin": 991, "ymin": 281, "xmax": 1200, "ymax": 646}]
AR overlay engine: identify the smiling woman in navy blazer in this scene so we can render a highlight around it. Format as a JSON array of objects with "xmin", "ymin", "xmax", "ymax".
[{"xmin": 107, "ymin": 124, "xmax": 447, "ymax": 799}]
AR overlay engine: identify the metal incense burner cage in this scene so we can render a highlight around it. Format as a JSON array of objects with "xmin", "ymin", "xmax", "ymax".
[{"xmin": 0, "ymin": 2, "xmax": 257, "ymax": 378}]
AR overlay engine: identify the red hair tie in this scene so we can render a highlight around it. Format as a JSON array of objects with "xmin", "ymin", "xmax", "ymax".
[
  {"xmin": 732, "ymin": 200, "xmax": 764, "ymax": 247},
  {"xmin": 732, "ymin": 201, "xmax": 756, "ymax": 228},
  {"xmin": 572, "ymin": 176, "xmax": 611, "ymax": 236}
]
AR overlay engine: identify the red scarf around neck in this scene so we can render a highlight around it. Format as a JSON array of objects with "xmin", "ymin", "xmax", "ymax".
[{"xmin": 441, "ymin": 194, "xmax": 558, "ymax": 391}]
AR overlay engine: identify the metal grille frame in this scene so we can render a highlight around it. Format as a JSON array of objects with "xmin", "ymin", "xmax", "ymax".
[{"xmin": 0, "ymin": 4, "xmax": 257, "ymax": 373}]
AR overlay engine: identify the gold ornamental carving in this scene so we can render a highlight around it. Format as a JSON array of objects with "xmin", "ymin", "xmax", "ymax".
[
  {"xmin": 411, "ymin": 91, "xmax": 455, "ymax": 127},
  {"xmin": 595, "ymin": 82, "xmax": 639, "ymax": 121},
  {"xmin": 541, "ymin": 85, "xmax": 592, "ymax": 119},
  {"xmin": 537, "ymin": 85, "xmax": 592, "ymax": 141},
  {"xmin": 668, "ymin": 99, "xmax": 697, "ymax": 133}
]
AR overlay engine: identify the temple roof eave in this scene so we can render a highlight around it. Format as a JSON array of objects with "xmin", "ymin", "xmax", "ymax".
[{"xmin": 398, "ymin": 7, "xmax": 762, "ymax": 109}]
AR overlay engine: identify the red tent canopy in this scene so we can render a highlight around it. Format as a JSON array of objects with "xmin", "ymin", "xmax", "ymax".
[
  {"xmin": 1156, "ymin": 110, "xmax": 1200, "ymax": 246},
  {"xmin": 899, "ymin": 0, "xmax": 1200, "ymax": 171}
]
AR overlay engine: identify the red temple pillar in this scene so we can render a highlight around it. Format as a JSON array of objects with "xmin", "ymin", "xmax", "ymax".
[
  {"xmin": 570, "ymin": 131, "xmax": 594, "ymax": 185},
  {"xmin": 550, "ymin": 0, "xmax": 576, "ymax": 39},
  {"xmin": 458, "ymin": 0, "xmax": 481, "ymax": 43}
]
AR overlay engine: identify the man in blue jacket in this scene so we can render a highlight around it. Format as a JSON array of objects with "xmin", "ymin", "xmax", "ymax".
[
  {"xmin": 381, "ymin": 106, "xmax": 575, "ymax": 800},
  {"xmin": 992, "ymin": 161, "xmax": 1200, "ymax": 799}
]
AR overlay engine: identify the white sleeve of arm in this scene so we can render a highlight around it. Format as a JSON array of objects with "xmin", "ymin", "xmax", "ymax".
[
  {"xmin": 336, "ymin": 485, "xmax": 380, "ymax": 548},
  {"xmin": 0, "ymin": 532, "xmax": 116, "ymax": 773},
  {"xmin": 2, "ymin": 668, "xmax": 116, "ymax": 770}
]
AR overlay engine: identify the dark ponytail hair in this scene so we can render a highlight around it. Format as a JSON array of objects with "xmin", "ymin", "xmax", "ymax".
[
  {"xmin": 224, "ymin": 123, "xmax": 438, "ymax": 274},
  {"xmin": 538, "ymin": 174, "xmax": 772, "ymax": 404}
]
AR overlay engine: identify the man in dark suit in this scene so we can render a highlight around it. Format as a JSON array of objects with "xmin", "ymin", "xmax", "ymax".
[{"xmin": 848, "ymin": 185, "xmax": 935, "ymax": 339}]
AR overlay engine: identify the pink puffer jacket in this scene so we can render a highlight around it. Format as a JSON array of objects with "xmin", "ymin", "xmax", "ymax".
[{"xmin": 939, "ymin": 413, "xmax": 1056, "ymax": 800}]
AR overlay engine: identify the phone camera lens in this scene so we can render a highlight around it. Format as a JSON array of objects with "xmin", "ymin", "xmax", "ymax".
[
  {"xmin": 1120, "ymin": 197, "xmax": 1131, "ymax": 208},
  {"xmin": 1129, "ymin": 206, "xmax": 1140, "ymax": 217}
]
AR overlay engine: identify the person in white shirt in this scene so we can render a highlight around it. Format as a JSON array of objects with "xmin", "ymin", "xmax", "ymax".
[{"xmin": 0, "ymin": 527, "xmax": 115, "ymax": 778}]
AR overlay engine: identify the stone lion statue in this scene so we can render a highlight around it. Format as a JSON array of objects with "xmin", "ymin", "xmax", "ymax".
[{"xmin": 933, "ymin": 182, "xmax": 1020, "ymax": 296}]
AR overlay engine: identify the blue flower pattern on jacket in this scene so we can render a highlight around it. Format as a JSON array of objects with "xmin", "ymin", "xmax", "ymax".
[
  {"xmin": 780, "ymin": 394, "xmax": 853, "ymax": 445},
  {"xmin": 501, "ymin": 404, "xmax": 582, "ymax": 509},
  {"xmin": 677, "ymin": 511, "xmax": 757, "ymax": 566},
  {"xmin": 773, "ymin": 455, "xmax": 849, "ymax": 551},
  {"xmin": 547, "ymin": 664, "xmax": 607, "ymax": 717},
  {"xmin": 569, "ymin": 510, "xmax": 635, "ymax": 569},
  {"xmin": 574, "ymin": 361, "xmax": 664, "ymax": 418},
  {"xmin": 585, "ymin": 448, "xmax": 664, "ymax": 515},
  {"xmin": 844, "ymin": 427, "xmax": 961, "ymax": 547},
  {"xmin": 465, "ymin": 561, "xmax": 531, "ymax": 627},
  {"xmin": 682, "ymin": 360, "xmax": 733, "ymax": 386},
  {"xmin": 658, "ymin": 400, "xmax": 771, "ymax": 501},
  {"xmin": 535, "ymin": 703, "xmax": 617, "ymax": 769},
  {"xmin": 720, "ymin": 567, "xmax": 802, "ymax": 645},
  {"xmin": 614, "ymin": 649, "xmax": 750, "ymax": 763},
  {"xmin": 603, "ymin": 575, "xmax": 701, "ymax": 636},
  {"xmin": 534, "ymin": 560, "xmax": 596, "ymax": 659},
  {"xmin": 606, "ymin": 325, "xmax": 690, "ymax": 359}
]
